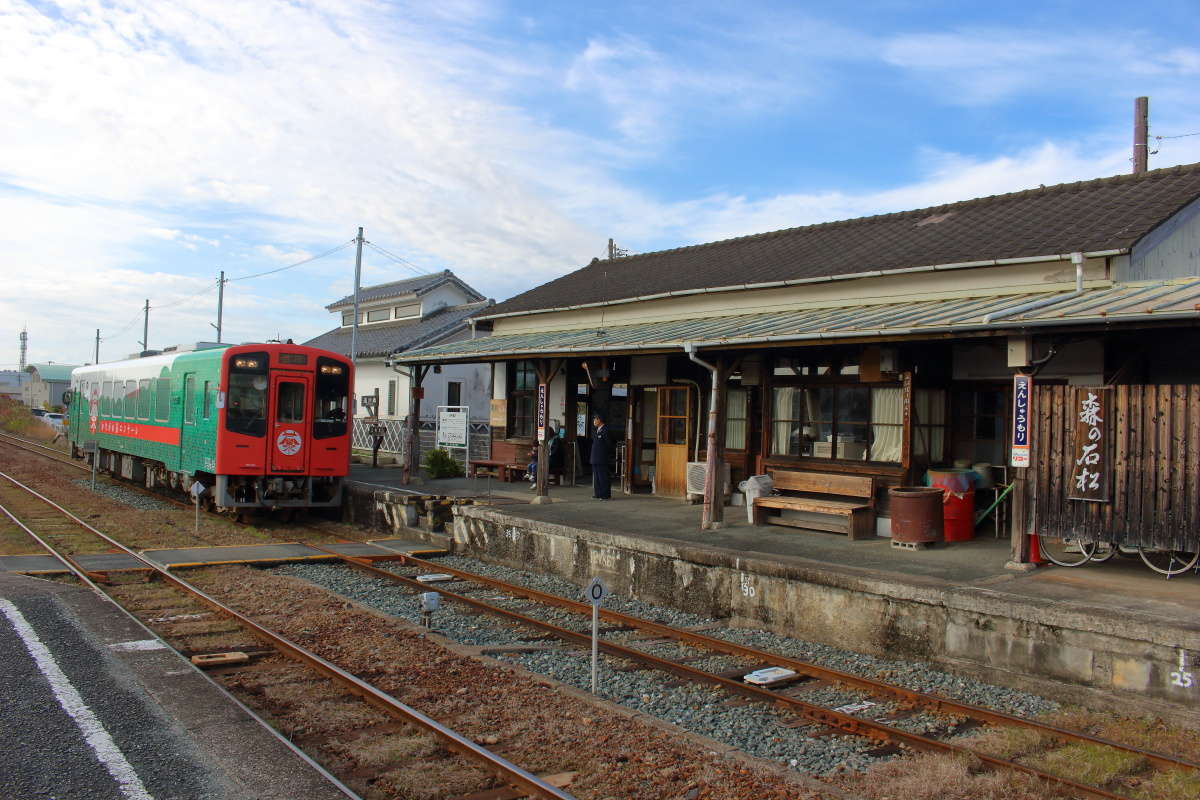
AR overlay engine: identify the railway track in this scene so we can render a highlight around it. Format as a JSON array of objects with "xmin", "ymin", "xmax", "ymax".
[
  {"xmin": 303, "ymin": 547, "xmax": 1200, "ymax": 800},
  {"xmin": 6, "ymin": 428, "xmax": 1197, "ymax": 796},
  {"xmin": 0, "ymin": 469, "xmax": 576, "ymax": 800}
]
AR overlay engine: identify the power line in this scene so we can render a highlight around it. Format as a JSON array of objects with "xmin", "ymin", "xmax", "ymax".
[
  {"xmin": 152, "ymin": 278, "xmax": 221, "ymax": 311},
  {"xmin": 1154, "ymin": 131, "xmax": 1200, "ymax": 140},
  {"xmin": 363, "ymin": 240, "xmax": 433, "ymax": 277},
  {"xmin": 228, "ymin": 240, "xmax": 356, "ymax": 282}
]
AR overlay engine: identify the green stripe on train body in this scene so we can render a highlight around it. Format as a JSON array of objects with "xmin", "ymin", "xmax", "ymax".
[{"xmin": 67, "ymin": 346, "xmax": 229, "ymax": 478}]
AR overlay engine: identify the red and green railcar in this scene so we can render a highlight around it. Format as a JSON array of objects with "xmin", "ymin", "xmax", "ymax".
[{"xmin": 67, "ymin": 343, "xmax": 352, "ymax": 510}]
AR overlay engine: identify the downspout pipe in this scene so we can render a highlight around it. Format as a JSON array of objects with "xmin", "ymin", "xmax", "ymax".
[
  {"xmin": 981, "ymin": 252, "xmax": 1086, "ymax": 324},
  {"xmin": 684, "ymin": 343, "xmax": 724, "ymax": 530}
]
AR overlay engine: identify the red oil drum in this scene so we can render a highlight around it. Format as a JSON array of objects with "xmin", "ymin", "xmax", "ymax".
[
  {"xmin": 929, "ymin": 469, "xmax": 975, "ymax": 542},
  {"xmin": 888, "ymin": 487, "xmax": 944, "ymax": 543}
]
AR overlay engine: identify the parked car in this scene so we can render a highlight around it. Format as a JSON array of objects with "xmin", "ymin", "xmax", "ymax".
[
  {"xmin": 41, "ymin": 412, "xmax": 65, "ymax": 430},
  {"xmin": 30, "ymin": 408, "xmax": 47, "ymax": 418}
]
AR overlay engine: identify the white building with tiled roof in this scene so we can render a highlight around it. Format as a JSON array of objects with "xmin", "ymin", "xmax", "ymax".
[{"xmin": 304, "ymin": 270, "xmax": 492, "ymax": 423}]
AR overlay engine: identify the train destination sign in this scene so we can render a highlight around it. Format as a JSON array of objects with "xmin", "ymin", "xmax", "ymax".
[
  {"xmin": 1010, "ymin": 373, "xmax": 1032, "ymax": 467},
  {"xmin": 1068, "ymin": 387, "xmax": 1111, "ymax": 502}
]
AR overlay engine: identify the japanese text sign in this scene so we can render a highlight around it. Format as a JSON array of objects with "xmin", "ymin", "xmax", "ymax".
[
  {"xmin": 1068, "ymin": 387, "xmax": 1111, "ymax": 502},
  {"xmin": 1010, "ymin": 374, "xmax": 1032, "ymax": 467}
]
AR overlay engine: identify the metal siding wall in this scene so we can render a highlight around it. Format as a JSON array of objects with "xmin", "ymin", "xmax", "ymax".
[{"xmin": 1124, "ymin": 197, "xmax": 1200, "ymax": 281}]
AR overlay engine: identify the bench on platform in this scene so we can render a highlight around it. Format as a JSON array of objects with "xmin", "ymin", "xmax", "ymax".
[
  {"xmin": 752, "ymin": 469, "xmax": 876, "ymax": 540},
  {"xmin": 468, "ymin": 441, "xmax": 532, "ymax": 482}
]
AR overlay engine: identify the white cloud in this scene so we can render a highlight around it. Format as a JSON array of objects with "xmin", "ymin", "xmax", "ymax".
[{"xmin": 3, "ymin": 2, "xmax": 1200, "ymax": 363}]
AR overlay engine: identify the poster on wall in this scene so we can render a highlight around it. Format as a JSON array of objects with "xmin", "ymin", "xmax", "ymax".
[
  {"xmin": 1067, "ymin": 387, "xmax": 1111, "ymax": 502},
  {"xmin": 489, "ymin": 398, "xmax": 506, "ymax": 427},
  {"xmin": 1010, "ymin": 374, "xmax": 1032, "ymax": 467},
  {"xmin": 577, "ymin": 401, "xmax": 588, "ymax": 435}
]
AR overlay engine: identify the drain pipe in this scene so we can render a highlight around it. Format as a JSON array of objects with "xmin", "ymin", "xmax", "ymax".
[
  {"xmin": 982, "ymin": 252, "xmax": 1086, "ymax": 324},
  {"xmin": 683, "ymin": 343, "xmax": 724, "ymax": 530}
]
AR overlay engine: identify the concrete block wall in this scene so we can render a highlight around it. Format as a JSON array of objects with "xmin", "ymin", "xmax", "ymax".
[{"xmin": 449, "ymin": 504, "xmax": 1200, "ymax": 726}]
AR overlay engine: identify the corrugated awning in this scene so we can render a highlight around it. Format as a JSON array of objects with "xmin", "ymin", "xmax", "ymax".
[{"xmin": 398, "ymin": 279, "xmax": 1200, "ymax": 364}]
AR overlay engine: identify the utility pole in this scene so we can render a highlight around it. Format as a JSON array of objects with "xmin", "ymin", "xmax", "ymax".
[
  {"xmin": 1133, "ymin": 96, "xmax": 1149, "ymax": 174},
  {"xmin": 350, "ymin": 227, "xmax": 364, "ymax": 366},
  {"xmin": 139, "ymin": 299, "xmax": 150, "ymax": 353},
  {"xmin": 215, "ymin": 270, "xmax": 225, "ymax": 343},
  {"xmin": 94, "ymin": 329, "xmax": 100, "ymax": 364}
]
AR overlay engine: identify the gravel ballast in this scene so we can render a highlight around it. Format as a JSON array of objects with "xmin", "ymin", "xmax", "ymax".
[{"xmin": 271, "ymin": 555, "xmax": 1058, "ymax": 778}]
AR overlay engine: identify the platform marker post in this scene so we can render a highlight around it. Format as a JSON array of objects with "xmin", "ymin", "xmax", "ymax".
[
  {"xmin": 84, "ymin": 441, "xmax": 97, "ymax": 491},
  {"xmin": 190, "ymin": 481, "xmax": 205, "ymax": 537},
  {"xmin": 585, "ymin": 577, "xmax": 608, "ymax": 694}
]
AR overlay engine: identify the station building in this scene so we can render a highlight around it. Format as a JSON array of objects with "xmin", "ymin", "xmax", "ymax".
[{"xmin": 398, "ymin": 163, "xmax": 1200, "ymax": 566}]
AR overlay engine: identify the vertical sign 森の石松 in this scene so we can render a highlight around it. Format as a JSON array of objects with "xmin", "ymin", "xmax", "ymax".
[
  {"xmin": 1068, "ymin": 388, "xmax": 1111, "ymax": 502},
  {"xmin": 1010, "ymin": 374, "xmax": 1032, "ymax": 468}
]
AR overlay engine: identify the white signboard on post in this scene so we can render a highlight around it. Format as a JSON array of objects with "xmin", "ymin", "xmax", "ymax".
[{"xmin": 436, "ymin": 406, "xmax": 469, "ymax": 448}]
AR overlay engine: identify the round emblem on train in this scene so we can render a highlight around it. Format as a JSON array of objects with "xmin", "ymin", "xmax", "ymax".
[{"xmin": 277, "ymin": 428, "xmax": 303, "ymax": 456}]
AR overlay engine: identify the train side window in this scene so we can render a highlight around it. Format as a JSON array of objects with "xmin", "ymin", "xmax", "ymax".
[
  {"xmin": 184, "ymin": 375, "xmax": 196, "ymax": 425},
  {"xmin": 202, "ymin": 380, "xmax": 212, "ymax": 420},
  {"xmin": 138, "ymin": 379, "xmax": 151, "ymax": 420},
  {"xmin": 102, "ymin": 381, "xmax": 113, "ymax": 415},
  {"xmin": 124, "ymin": 380, "xmax": 137, "ymax": 418},
  {"xmin": 155, "ymin": 377, "xmax": 171, "ymax": 422}
]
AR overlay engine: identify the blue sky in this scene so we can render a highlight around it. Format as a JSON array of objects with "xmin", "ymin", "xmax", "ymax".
[{"xmin": 3, "ymin": 0, "xmax": 1200, "ymax": 365}]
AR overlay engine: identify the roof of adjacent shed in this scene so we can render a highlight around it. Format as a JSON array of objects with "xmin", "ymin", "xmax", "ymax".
[
  {"xmin": 304, "ymin": 301, "xmax": 491, "ymax": 359},
  {"xmin": 25, "ymin": 364, "xmax": 78, "ymax": 381},
  {"xmin": 326, "ymin": 270, "xmax": 484, "ymax": 310},
  {"xmin": 481, "ymin": 162, "xmax": 1200, "ymax": 319}
]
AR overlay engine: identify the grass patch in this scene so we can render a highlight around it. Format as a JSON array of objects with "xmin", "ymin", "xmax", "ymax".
[{"xmin": 1025, "ymin": 741, "xmax": 1147, "ymax": 788}]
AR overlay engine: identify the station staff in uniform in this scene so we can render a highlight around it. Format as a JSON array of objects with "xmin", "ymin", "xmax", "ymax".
[{"xmin": 589, "ymin": 414, "xmax": 612, "ymax": 500}]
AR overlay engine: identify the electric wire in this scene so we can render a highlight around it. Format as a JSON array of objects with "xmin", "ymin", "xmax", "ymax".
[
  {"xmin": 228, "ymin": 239, "xmax": 356, "ymax": 282},
  {"xmin": 363, "ymin": 240, "xmax": 433, "ymax": 277}
]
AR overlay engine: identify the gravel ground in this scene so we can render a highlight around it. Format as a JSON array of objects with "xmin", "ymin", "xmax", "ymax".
[
  {"xmin": 73, "ymin": 478, "xmax": 175, "ymax": 511},
  {"xmin": 271, "ymin": 555, "xmax": 1058, "ymax": 778}
]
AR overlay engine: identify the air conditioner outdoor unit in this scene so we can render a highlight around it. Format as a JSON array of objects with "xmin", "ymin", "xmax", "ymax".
[{"xmin": 685, "ymin": 461, "xmax": 730, "ymax": 499}]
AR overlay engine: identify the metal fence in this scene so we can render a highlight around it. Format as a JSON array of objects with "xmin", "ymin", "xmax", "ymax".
[{"xmin": 352, "ymin": 418, "xmax": 491, "ymax": 468}]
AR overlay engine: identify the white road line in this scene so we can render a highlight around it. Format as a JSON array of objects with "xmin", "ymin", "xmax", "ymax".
[{"xmin": 1, "ymin": 599, "xmax": 155, "ymax": 800}]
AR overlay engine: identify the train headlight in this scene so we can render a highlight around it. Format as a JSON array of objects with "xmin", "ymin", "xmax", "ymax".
[
  {"xmin": 233, "ymin": 358, "xmax": 261, "ymax": 369},
  {"xmin": 320, "ymin": 364, "xmax": 344, "ymax": 375}
]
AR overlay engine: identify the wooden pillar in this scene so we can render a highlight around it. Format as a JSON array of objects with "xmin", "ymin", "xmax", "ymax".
[
  {"xmin": 404, "ymin": 364, "xmax": 431, "ymax": 485},
  {"xmin": 702, "ymin": 359, "xmax": 731, "ymax": 528},
  {"xmin": 533, "ymin": 359, "xmax": 564, "ymax": 500},
  {"xmin": 1009, "ymin": 468, "xmax": 1031, "ymax": 563}
]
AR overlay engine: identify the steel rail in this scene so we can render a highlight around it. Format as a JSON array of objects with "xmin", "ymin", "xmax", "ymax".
[
  {"xmin": 0, "ymin": 472, "xmax": 575, "ymax": 800},
  {"xmin": 384, "ymin": 553, "xmax": 1200, "ymax": 775},
  {"xmin": 308, "ymin": 544, "xmax": 1142, "ymax": 800},
  {"xmin": 0, "ymin": 488, "xmax": 364, "ymax": 800},
  {"xmin": 0, "ymin": 432, "xmax": 87, "ymax": 471}
]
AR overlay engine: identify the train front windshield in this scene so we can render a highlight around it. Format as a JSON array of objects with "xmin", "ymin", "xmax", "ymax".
[
  {"xmin": 314, "ymin": 357, "xmax": 349, "ymax": 439},
  {"xmin": 226, "ymin": 352, "xmax": 268, "ymax": 436}
]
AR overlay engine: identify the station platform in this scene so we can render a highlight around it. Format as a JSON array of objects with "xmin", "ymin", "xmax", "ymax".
[
  {"xmin": 349, "ymin": 466, "xmax": 1200, "ymax": 725},
  {"xmin": 0, "ymin": 538, "xmax": 445, "ymax": 574},
  {"xmin": 0, "ymin": 571, "xmax": 350, "ymax": 800}
]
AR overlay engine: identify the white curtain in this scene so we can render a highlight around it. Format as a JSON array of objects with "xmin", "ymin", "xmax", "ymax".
[
  {"xmin": 771, "ymin": 387, "xmax": 798, "ymax": 455},
  {"xmin": 870, "ymin": 387, "xmax": 903, "ymax": 462},
  {"xmin": 726, "ymin": 388, "xmax": 747, "ymax": 450}
]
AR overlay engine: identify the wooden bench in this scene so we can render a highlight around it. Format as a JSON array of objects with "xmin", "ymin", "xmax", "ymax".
[
  {"xmin": 468, "ymin": 441, "xmax": 532, "ymax": 481},
  {"xmin": 752, "ymin": 469, "xmax": 876, "ymax": 540}
]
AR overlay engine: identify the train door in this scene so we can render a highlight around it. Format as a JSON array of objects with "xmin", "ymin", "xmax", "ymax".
[
  {"xmin": 270, "ymin": 374, "xmax": 311, "ymax": 472},
  {"xmin": 655, "ymin": 385, "xmax": 691, "ymax": 497},
  {"xmin": 178, "ymin": 372, "xmax": 195, "ymax": 470}
]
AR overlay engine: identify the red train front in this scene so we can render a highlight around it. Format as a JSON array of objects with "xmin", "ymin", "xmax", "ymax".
[{"xmin": 214, "ymin": 344, "xmax": 352, "ymax": 510}]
